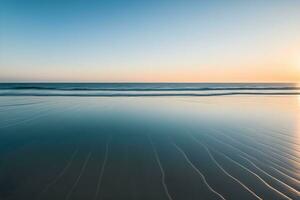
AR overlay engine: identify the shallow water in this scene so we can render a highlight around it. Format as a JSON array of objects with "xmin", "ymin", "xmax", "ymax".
[{"xmin": 0, "ymin": 94, "xmax": 299, "ymax": 200}]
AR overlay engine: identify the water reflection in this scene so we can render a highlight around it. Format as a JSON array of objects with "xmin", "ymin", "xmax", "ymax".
[{"xmin": 0, "ymin": 96, "xmax": 299, "ymax": 200}]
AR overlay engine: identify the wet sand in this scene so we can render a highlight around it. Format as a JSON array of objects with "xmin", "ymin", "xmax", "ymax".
[{"xmin": 0, "ymin": 96, "xmax": 299, "ymax": 200}]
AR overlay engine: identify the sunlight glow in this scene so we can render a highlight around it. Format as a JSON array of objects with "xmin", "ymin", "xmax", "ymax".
[
  {"xmin": 294, "ymin": 56, "xmax": 300, "ymax": 71},
  {"xmin": 291, "ymin": 54, "xmax": 300, "ymax": 73}
]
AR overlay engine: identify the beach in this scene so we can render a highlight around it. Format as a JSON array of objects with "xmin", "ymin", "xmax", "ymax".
[{"xmin": 0, "ymin": 84, "xmax": 299, "ymax": 200}]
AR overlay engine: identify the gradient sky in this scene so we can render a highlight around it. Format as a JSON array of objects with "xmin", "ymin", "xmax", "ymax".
[{"xmin": 1, "ymin": 0, "xmax": 300, "ymax": 82}]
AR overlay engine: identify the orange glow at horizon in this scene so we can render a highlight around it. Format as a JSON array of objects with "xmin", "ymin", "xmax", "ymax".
[
  {"xmin": 1, "ymin": 47, "xmax": 300, "ymax": 83},
  {"xmin": 4, "ymin": 69, "xmax": 298, "ymax": 83}
]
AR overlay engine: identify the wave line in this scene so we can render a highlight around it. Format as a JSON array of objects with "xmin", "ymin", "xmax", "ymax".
[
  {"xmin": 65, "ymin": 151, "xmax": 92, "ymax": 200},
  {"xmin": 188, "ymin": 135, "xmax": 262, "ymax": 200},
  {"xmin": 148, "ymin": 135, "xmax": 173, "ymax": 200},
  {"xmin": 93, "ymin": 136, "xmax": 111, "ymax": 200},
  {"xmin": 172, "ymin": 142, "xmax": 226, "ymax": 200},
  {"xmin": 37, "ymin": 149, "xmax": 79, "ymax": 200}
]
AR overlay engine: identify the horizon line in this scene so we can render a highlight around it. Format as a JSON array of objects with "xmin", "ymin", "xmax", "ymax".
[{"xmin": 0, "ymin": 81, "xmax": 298, "ymax": 84}]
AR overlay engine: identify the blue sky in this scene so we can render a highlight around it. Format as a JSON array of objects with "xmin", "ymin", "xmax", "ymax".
[{"xmin": 1, "ymin": 0, "xmax": 300, "ymax": 82}]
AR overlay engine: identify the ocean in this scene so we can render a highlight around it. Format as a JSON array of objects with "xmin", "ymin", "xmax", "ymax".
[
  {"xmin": 0, "ymin": 83, "xmax": 299, "ymax": 200},
  {"xmin": 0, "ymin": 83, "xmax": 299, "ymax": 97}
]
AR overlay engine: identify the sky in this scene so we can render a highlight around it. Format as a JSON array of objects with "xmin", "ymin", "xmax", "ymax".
[{"xmin": 0, "ymin": 0, "xmax": 300, "ymax": 82}]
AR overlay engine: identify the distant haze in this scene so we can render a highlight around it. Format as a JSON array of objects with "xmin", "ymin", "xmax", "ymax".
[{"xmin": 1, "ymin": 0, "xmax": 300, "ymax": 82}]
